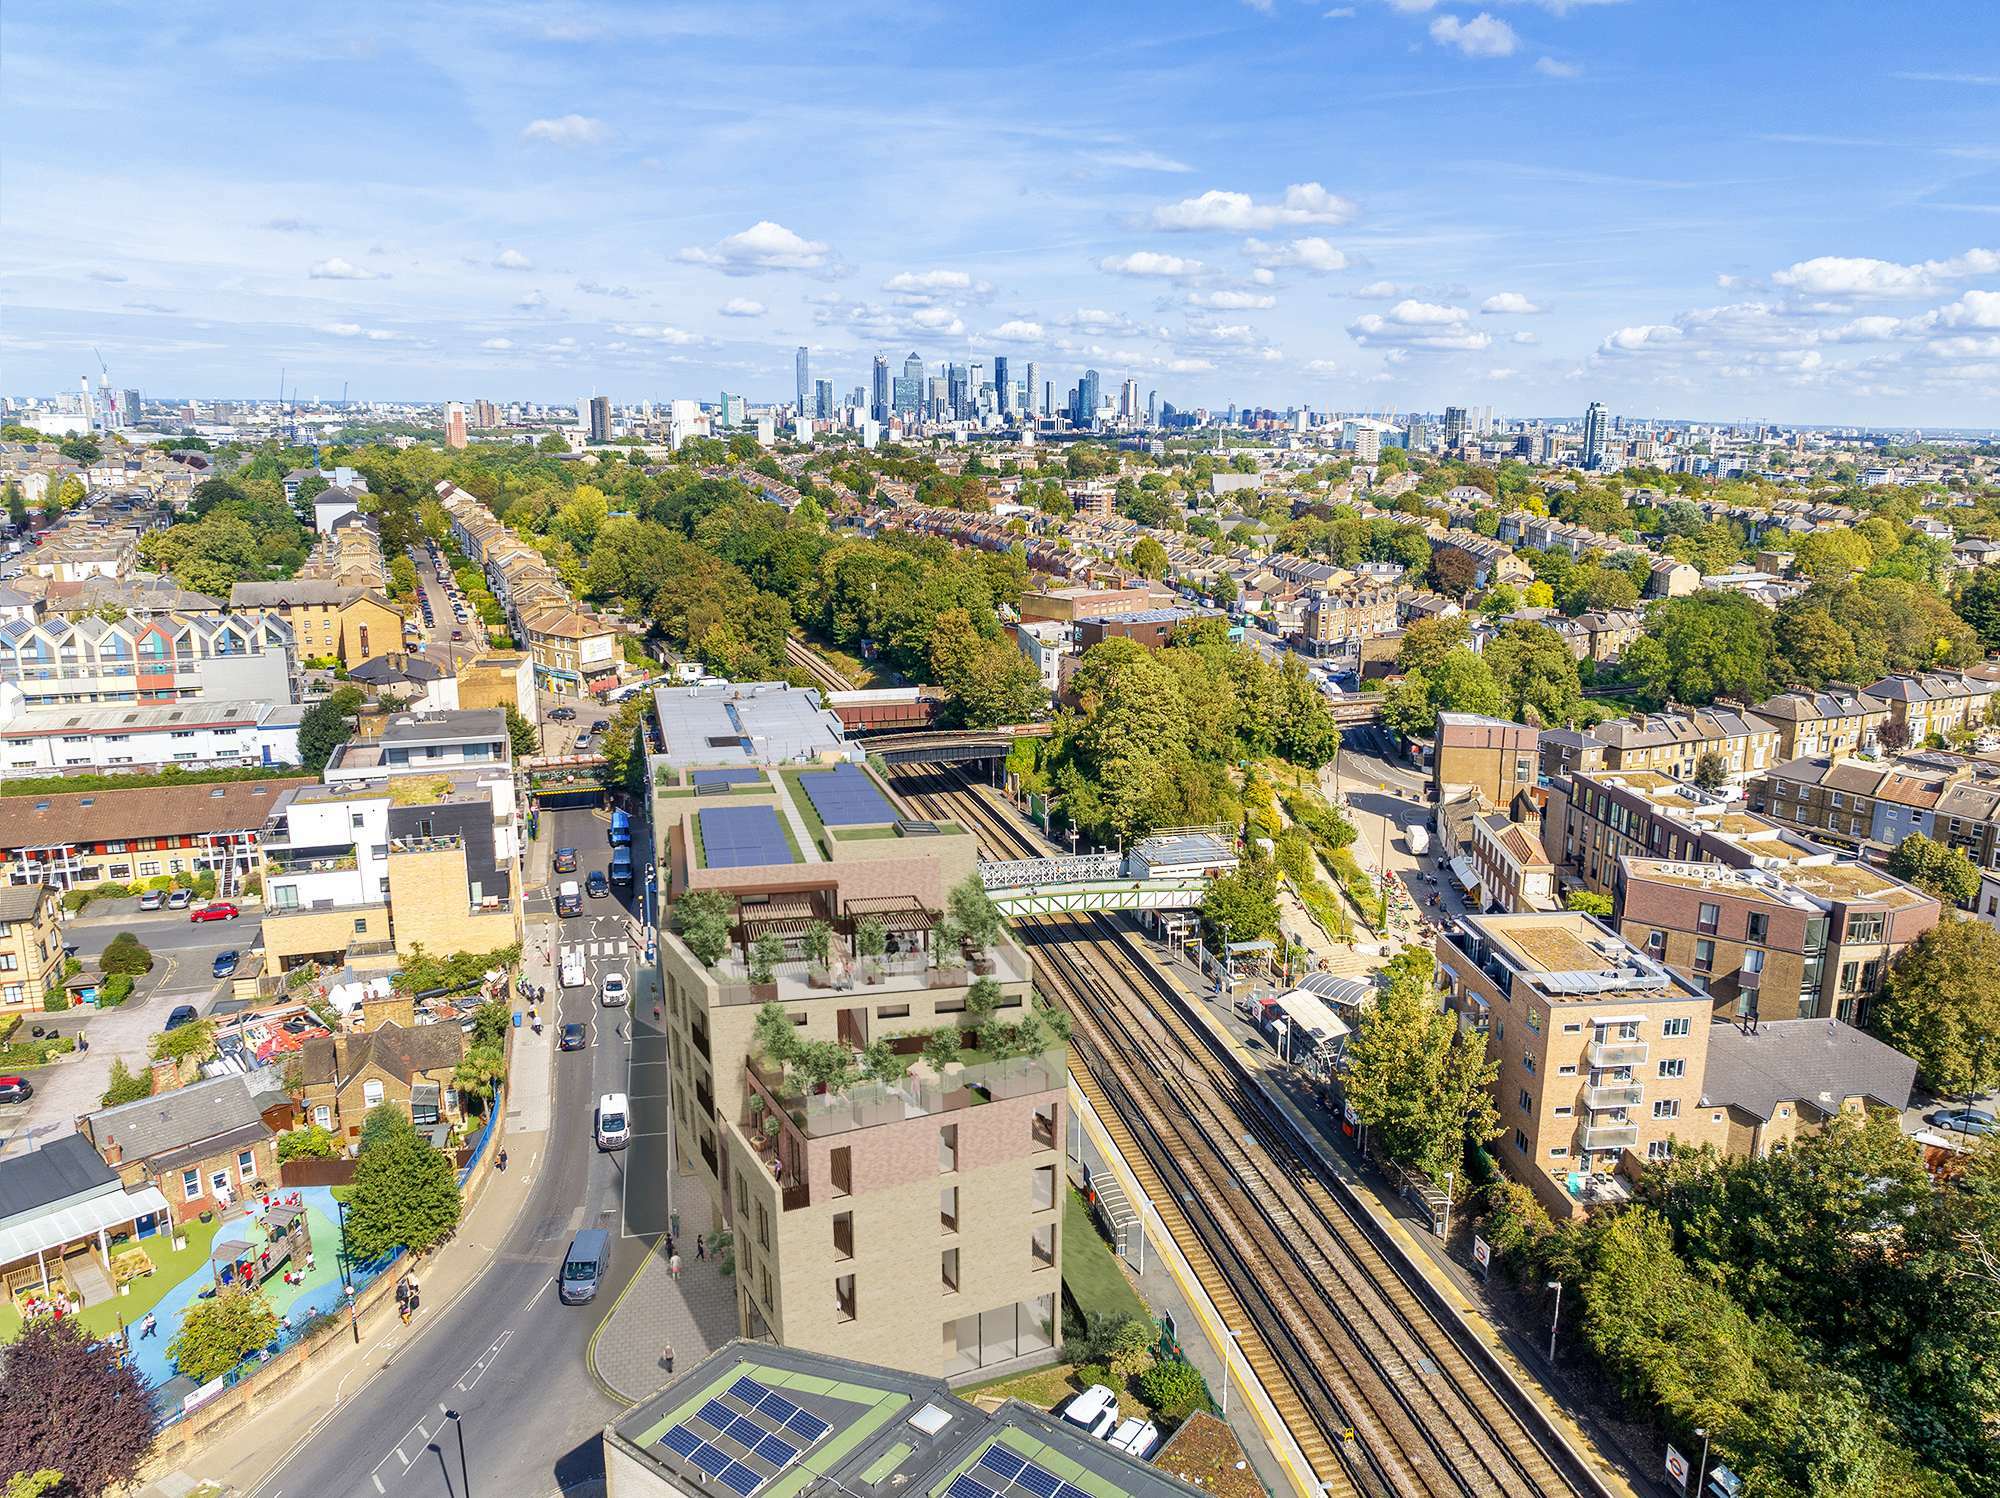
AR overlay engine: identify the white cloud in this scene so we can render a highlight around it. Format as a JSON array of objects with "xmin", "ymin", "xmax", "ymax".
[
  {"xmin": 1930, "ymin": 288, "xmax": 2000, "ymax": 329},
  {"xmin": 1512, "ymin": 330, "xmax": 1539, "ymax": 344},
  {"xmin": 1062, "ymin": 308, "xmax": 1145, "ymax": 335},
  {"xmin": 1771, "ymin": 248, "xmax": 2000, "ymax": 298},
  {"xmin": 989, "ymin": 319, "xmax": 1045, "ymax": 342},
  {"xmin": 910, "ymin": 306, "xmax": 965, "ymax": 335},
  {"xmin": 654, "ymin": 326, "xmax": 705, "ymax": 345},
  {"xmin": 1598, "ymin": 324, "xmax": 1684, "ymax": 353},
  {"xmin": 1093, "ymin": 150, "xmax": 1196, "ymax": 173},
  {"xmin": 1323, "ymin": 5, "xmax": 1356, "ymax": 14},
  {"xmin": 1387, "ymin": 0, "xmax": 1439, "ymax": 11},
  {"xmin": 577, "ymin": 279, "xmax": 633, "ymax": 298},
  {"xmin": 1480, "ymin": 291, "xmax": 1545, "ymax": 314},
  {"xmin": 1429, "ymin": 12, "xmax": 1519, "ymax": 57},
  {"xmin": 1307, "ymin": 358, "xmax": 1343, "ymax": 372},
  {"xmin": 1487, "ymin": 367, "xmax": 1521, "ymax": 379},
  {"xmin": 308, "ymin": 256, "xmax": 384, "ymax": 281},
  {"xmin": 1250, "ymin": 268, "xmax": 1277, "ymax": 285},
  {"xmin": 1348, "ymin": 299, "xmax": 1491, "ymax": 350},
  {"xmin": 515, "ymin": 289, "xmax": 550, "ymax": 312},
  {"xmin": 717, "ymin": 298, "xmax": 766, "ymax": 318},
  {"xmin": 1534, "ymin": 56, "xmax": 1580, "ymax": 77},
  {"xmin": 1356, "ymin": 280, "xmax": 1404, "ymax": 299},
  {"xmin": 1187, "ymin": 289, "xmax": 1278, "ymax": 310},
  {"xmin": 679, "ymin": 221, "xmax": 833, "ymax": 275},
  {"xmin": 480, "ymin": 338, "xmax": 515, "ymax": 350},
  {"xmin": 1242, "ymin": 0, "xmax": 1274, "ymax": 13},
  {"xmin": 885, "ymin": 270, "xmax": 975, "ymax": 293},
  {"xmin": 1100, "ymin": 250, "xmax": 1206, "ymax": 279},
  {"xmin": 521, "ymin": 114, "xmax": 608, "ymax": 147},
  {"xmin": 1165, "ymin": 357, "xmax": 1217, "ymax": 373},
  {"xmin": 1243, "ymin": 236, "xmax": 1350, "ymax": 272},
  {"xmin": 1151, "ymin": 182, "xmax": 1356, "ymax": 232},
  {"xmin": 319, "ymin": 323, "xmax": 396, "ymax": 341},
  {"xmin": 493, "ymin": 248, "xmax": 533, "ymax": 271}
]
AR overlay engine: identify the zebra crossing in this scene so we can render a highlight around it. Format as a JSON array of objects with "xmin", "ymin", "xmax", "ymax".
[{"xmin": 562, "ymin": 938, "xmax": 628, "ymax": 961}]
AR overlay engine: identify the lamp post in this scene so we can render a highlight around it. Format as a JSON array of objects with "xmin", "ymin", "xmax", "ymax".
[
  {"xmin": 444, "ymin": 1407, "xmax": 471, "ymax": 1497},
  {"xmin": 334, "ymin": 1195, "xmax": 358, "ymax": 1345},
  {"xmin": 1546, "ymin": 1280, "xmax": 1562, "ymax": 1363},
  {"xmin": 1693, "ymin": 1426, "xmax": 1710, "ymax": 1498},
  {"xmin": 1220, "ymin": 1327, "xmax": 1243, "ymax": 1418}
]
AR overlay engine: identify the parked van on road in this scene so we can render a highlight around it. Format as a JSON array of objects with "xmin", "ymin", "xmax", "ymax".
[
  {"xmin": 596, "ymin": 1093, "xmax": 630, "ymax": 1151},
  {"xmin": 559, "ymin": 1228, "xmax": 611, "ymax": 1304}
]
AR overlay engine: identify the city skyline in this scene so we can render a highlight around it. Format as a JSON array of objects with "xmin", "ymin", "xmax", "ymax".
[{"xmin": 2, "ymin": 1, "xmax": 1997, "ymax": 424}]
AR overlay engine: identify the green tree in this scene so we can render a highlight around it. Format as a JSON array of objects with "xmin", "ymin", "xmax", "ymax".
[
  {"xmin": 358, "ymin": 1100, "xmax": 417, "ymax": 1154},
  {"xmin": 1129, "ymin": 536, "xmax": 1169, "ymax": 579},
  {"xmin": 1484, "ymin": 620, "xmax": 1583, "ymax": 727},
  {"xmin": 452, "ymin": 1045, "xmax": 506, "ymax": 1110},
  {"xmin": 675, "ymin": 889, "xmax": 734, "ymax": 967},
  {"xmin": 1198, "ymin": 856, "xmax": 1280, "ymax": 949},
  {"xmin": 98, "ymin": 932, "xmax": 154, "ymax": 975},
  {"xmin": 1396, "ymin": 614, "xmax": 1471, "ymax": 675},
  {"xmin": 1134, "ymin": 1359, "xmax": 1209, "ymax": 1420},
  {"xmin": 168, "ymin": 1290, "xmax": 278, "ymax": 1384},
  {"xmin": 276, "ymin": 1124, "xmax": 338, "ymax": 1162},
  {"xmin": 504, "ymin": 705, "xmax": 540, "ymax": 760},
  {"xmin": 6, "ymin": 1472, "xmax": 65, "ymax": 1498},
  {"xmin": 150, "ymin": 1019, "xmax": 216, "ymax": 1066},
  {"xmin": 1341, "ymin": 949, "xmax": 1498, "ymax": 1183},
  {"xmin": 1564, "ymin": 889, "xmax": 1614, "ymax": 918},
  {"xmin": 1874, "ymin": 920, "xmax": 2000, "ymax": 1096},
  {"xmin": 1886, "ymin": 832, "xmax": 1981, "ymax": 906},
  {"xmin": 296, "ymin": 685, "xmax": 364, "ymax": 775},
  {"xmin": 1690, "ymin": 750, "xmax": 1728, "ymax": 791},
  {"xmin": 342, "ymin": 1125, "xmax": 462, "ymax": 1261},
  {"xmin": 1956, "ymin": 568, "xmax": 2000, "ymax": 652},
  {"xmin": 0, "ymin": 1316, "xmax": 155, "ymax": 1498},
  {"xmin": 1622, "ymin": 593, "xmax": 1776, "ymax": 708},
  {"xmin": 99, "ymin": 1059, "xmax": 151, "ymax": 1107},
  {"xmin": 927, "ymin": 608, "xmax": 1045, "ymax": 729}
]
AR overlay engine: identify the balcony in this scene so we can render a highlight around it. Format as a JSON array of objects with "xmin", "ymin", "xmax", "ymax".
[
  {"xmin": 1588, "ymin": 1037, "xmax": 1648, "ymax": 1068},
  {"xmin": 390, "ymin": 834, "xmax": 465, "ymax": 855},
  {"xmin": 263, "ymin": 849, "xmax": 359, "ymax": 875},
  {"xmin": 1585, "ymin": 1082, "xmax": 1644, "ymax": 1110},
  {"xmin": 743, "ymin": 1046, "xmax": 1064, "ymax": 1142},
  {"xmin": 1581, "ymin": 1122, "xmax": 1639, "ymax": 1152}
]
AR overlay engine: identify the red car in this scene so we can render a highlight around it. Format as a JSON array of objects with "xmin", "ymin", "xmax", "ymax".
[{"xmin": 189, "ymin": 902, "xmax": 240, "ymax": 923}]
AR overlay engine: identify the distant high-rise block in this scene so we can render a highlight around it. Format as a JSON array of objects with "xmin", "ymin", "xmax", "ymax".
[
  {"xmin": 1582, "ymin": 400, "xmax": 1607, "ymax": 469},
  {"xmin": 871, "ymin": 354, "xmax": 890, "ymax": 423},
  {"xmin": 445, "ymin": 402, "xmax": 469, "ymax": 449},
  {"xmin": 588, "ymin": 395, "xmax": 611, "ymax": 443},
  {"xmin": 795, "ymin": 346, "xmax": 811, "ymax": 416}
]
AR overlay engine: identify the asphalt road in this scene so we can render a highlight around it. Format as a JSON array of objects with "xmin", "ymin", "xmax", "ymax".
[{"xmin": 246, "ymin": 801, "xmax": 659, "ymax": 1498}]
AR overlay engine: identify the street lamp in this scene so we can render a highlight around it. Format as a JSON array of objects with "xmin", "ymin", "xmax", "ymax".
[
  {"xmin": 1546, "ymin": 1280, "xmax": 1562, "ymax": 1363},
  {"xmin": 334, "ymin": 1195, "xmax": 358, "ymax": 1345},
  {"xmin": 1220, "ymin": 1327, "xmax": 1244, "ymax": 1418},
  {"xmin": 1693, "ymin": 1426, "xmax": 1710, "ymax": 1498},
  {"xmin": 444, "ymin": 1407, "xmax": 471, "ymax": 1498}
]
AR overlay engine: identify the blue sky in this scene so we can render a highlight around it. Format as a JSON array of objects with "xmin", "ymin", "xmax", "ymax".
[{"xmin": 2, "ymin": 0, "xmax": 1997, "ymax": 425}]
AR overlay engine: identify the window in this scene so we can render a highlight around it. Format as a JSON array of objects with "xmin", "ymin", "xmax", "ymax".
[
  {"xmin": 1662, "ymin": 1016, "xmax": 1691, "ymax": 1038},
  {"xmin": 1513, "ymin": 1129, "xmax": 1529, "ymax": 1153},
  {"xmin": 1557, "ymin": 1063, "xmax": 1577, "ymax": 1076},
  {"xmin": 1697, "ymin": 902, "xmax": 1720, "ymax": 935},
  {"xmin": 940, "ymin": 1186, "xmax": 958, "ymax": 1234},
  {"xmin": 1032, "ymin": 1101, "xmax": 1058, "ymax": 1150},
  {"xmin": 874, "ymin": 1004, "xmax": 910, "ymax": 1019},
  {"xmin": 1522, "ymin": 1050, "xmax": 1535, "ymax": 1074},
  {"xmin": 1653, "ymin": 1099, "xmax": 1680, "ymax": 1120},
  {"xmin": 834, "ymin": 1274, "xmax": 856, "ymax": 1323},
  {"xmin": 353, "ymin": 918, "xmax": 368, "ymax": 934},
  {"xmin": 1517, "ymin": 1089, "xmax": 1532, "ymax": 1112},
  {"xmin": 1645, "ymin": 929, "xmax": 1665, "ymax": 957},
  {"xmin": 1032, "ymin": 1164, "xmax": 1056, "ymax": 1212},
  {"xmin": 1561, "ymin": 1021, "xmax": 1583, "ymax": 1035},
  {"xmin": 833, "ymin": 1211, "xmax": 853, "ymax": 1260},
  {"xmin": 314, "ymin": 1104, "xmax": 331, "ymax": 1129},
  {"xmin": 181, "ymin": 1169, "xmax": 200, "ymax": 1202},
  {"xmin": 238, "ymin": 1149, "xmax": 256, "ymax": 1182},
  {"xmin": 1658, "ymin": 1058, "xmax": 1687, "ymax": 1079},
  {"xmin": 363, "ymin": 1079, "xmax": 384, "ymax": 1109},
  {"xmin": 1549, "ymin": 1146, "xmax": 1569, "ymax": 1158},
  {"xmin": 756, "ymin": 1202, "xmax": 770, "ymax": 1252},
  {"xmin": 1847, "ymin": 913, "xmax": 1885, "ymax": 943},
  {"xmin": 0, "ymin": 955, "xmax": 15, "ymax": 972},
  {"xmin": 938, "ymin": 1124, "xmax": 958, "ymax": 1174},
  {"xmin": 942, "ymin": 1248, "xmax": 960, "ymax": 1293},
  {"xmin": 1554, "ymin": 1105, "xmax": 1573, "ymax": 1117},
  {"xmin": 1747, "ymin": 911, "xmax": 1769, "ymax": 943},
  {"xmin": 1647, "ymin": 1140, "xmax": 1673, "ymax": 1161},
  {"xmin": 830, "ymin": 1147, "xmax": 852, "ymax": 1198},
  {"xmin": 1694, "ymin": 939, "xmax": 1715, "ymax": 973},
  {"xmin": 1841, "ymin": 961, "xmax": 1860, "ymax": 991},
  {"xmin": 1031, "ymin": 1223, "xmax": 1056, "ymax": 1268}
]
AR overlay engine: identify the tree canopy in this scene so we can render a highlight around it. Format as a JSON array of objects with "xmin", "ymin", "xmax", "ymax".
[{"xmin": 0, "ymin": 1316, "xmax": 155, "ymax": 1498}]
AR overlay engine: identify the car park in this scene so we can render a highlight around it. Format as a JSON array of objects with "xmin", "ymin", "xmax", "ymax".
[
  {"xmin": 164, "ymin": 1004, "xmax": 200, "ymax": 1030},
  {"xmin": 138, "ymin": 889, "xmax": 164, "ymax": 912},
  {"xmin": 212, "ymin": 950, "xmax": 240, "ymax": 979},
  {"xmin": 0, "ymin": 1075, "xmax": 33, "ymax": 1105},
  {"xmin": 190, "ymin": 902, "xmax": 239, "ymax": 923},
  {"xmin": 586, "ymin": 870, "xmax": 610, "ymax": 898},
  {"xmin": 167, "ymin": 888, "xmax": 193, "ymax": 910},
  {"xmin": 599, "ymin": 972, "xmax": 628, "ymax": 1007},
  {"xmin": 559, "ymin": 1022, "xmax": 587, "ymax": 1051},
  {"xmin": 1931, "ymin": 1107, "xmax": 1996, "ymax": 1136}
]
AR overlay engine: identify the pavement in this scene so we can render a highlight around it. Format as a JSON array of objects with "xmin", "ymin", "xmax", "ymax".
[{"xmin": 586, "ymin": 1196, "xmax": 737, "ymax": 1404}]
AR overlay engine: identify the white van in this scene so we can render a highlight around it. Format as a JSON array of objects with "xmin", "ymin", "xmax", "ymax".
[
  {"xmin": 1106, "ymin": 1416, "xmax": 1161, "ymax": 1459},
  {"xmin": 596, "ymin": 1092, "xmax": 630, "ymax": 1151},
  {"xmin": 1060, "ymin": 1385, "xmax": 1120, "ymax": 1441},
  {"xmin": 560, "ymin": 954, "xmax": 587, "ymax": 989}
]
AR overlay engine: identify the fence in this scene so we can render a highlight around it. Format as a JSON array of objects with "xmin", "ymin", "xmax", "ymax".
[
  {"xmin": 278, "ymin": 1157, "xmax": 356, "ymax": 1188},
  {"xmin": 457, "ymin": 1081, "xmax": 503, "ymax": 1183}
]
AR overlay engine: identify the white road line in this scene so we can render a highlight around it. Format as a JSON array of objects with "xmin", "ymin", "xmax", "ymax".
[
  {"xmin": 522, "ymin": 1273, "xmax": 554, "ymax": 1312},
  {"xmin": 371, "ymin": 1477, "xmax": 384, "ymax": 1494}
]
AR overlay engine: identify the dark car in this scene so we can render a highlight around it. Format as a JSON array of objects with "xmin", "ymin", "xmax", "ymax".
[
  {"xmin": 1930, "ymin": 1107, "xmax": 1996, "ymax": 1136},
  {"xmin": 190, "ymin": 902, "xmax": 239, "ymax": 923},
  {"xmin": 164, "ymin": 1004, "xmax": 200, "ymax": 1030},
  {"xmin": 212, "ymin": 951, "xmax": 240, "ymax": 979},
  {"xmin": 586, "ymin": 871, "xmax": 610, "ymax": 898},
  {"xmin": 559, "ymin": 1022, "xmax": 587, "ymax": 1052},
  {"xmin": 554, "ymin": 847, "xmax": 579, "ymax": 873},
  {"xmin": 0, "ymin": 1075, "xmax": 32, "ymax": 1105},
  {"xmin": 590, "ymin": 718, "xmax": 610, "ymax": 733}
]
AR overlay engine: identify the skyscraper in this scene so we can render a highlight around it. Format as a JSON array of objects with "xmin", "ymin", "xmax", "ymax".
[
  {"xmin": 1120, "ymin": 379, "xmax": 1140, "ymax": 422},
  {"xmin": 1443, "ymin": 406, "xmax": 1468, "ymax": 445},
  {"xmin": 119, "ymin": 389, "xmax": 140, "ymax": 426},
  {"xmin": 993, "ymin": 357, "xmax": 1010, "ymax": 416},
  {"xmin": 871, "ymin": 353, "xmax": 890, "ymax": 423},
  {"xmin": 1024, "ymin": 362, "xmax": 1039, "ymax": 419},
  {"xmin": 1078, "ymin": 370, "xmax": 1101, "ymax": 429},
  {"xmin": 588, "ymin": 396, "xmax": 610, "ymax": 443},
  {"xmin": 1147, "ymin": 390, "xmax": 1159, "ymax": 427},
  {"xmin": 444, "ymin": 402, "xmax": 468, "ymax": 449},
  {"xmin": 815, "ymin": 380, "xmax": 833, "ymax": 419},
  {"xmin": 1582, "ymin": 401, "xmax": 1607, "ymax": 469},
  {"xmin": 795, "ymin": 346, "xmax": 811, "ymax": 415}
]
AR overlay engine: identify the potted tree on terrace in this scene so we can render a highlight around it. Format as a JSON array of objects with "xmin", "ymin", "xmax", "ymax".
[
  {"xmin": 855, "ymin": 918, "xmax": 887, "ymax": 984},
  {"xmin": 676, "ymin": 890, "xmax": 733, "ymax": 969},
  {"xmin": 922, "ymin": 1025, "xmax": 965, "ymax": 1093},
  {"xmin": 747, "ymin": 931, "xmax": 785, "ymax": 999},
  {"xmin": 946, "ymin": 875, "xmax": 1005, "ymax": 976},
  {"xmin": 803, "ymin": 920, "xmax": 835, "ymax": 989}
]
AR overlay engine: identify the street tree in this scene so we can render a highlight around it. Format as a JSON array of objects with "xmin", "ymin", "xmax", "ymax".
[
  {"xmin": 1691, "ymin": 750, "xmax": 1729, "ymax": 791},
  {"xmin": 1873, "ymin": 921, "xmax": 2000, "ymax": 1096},
  {"xmin": 1340, "ymin": 948, "xmax": 1498, "ymax": 1184},
  {"xmin": 0, "ymin": 1316, "xmax": 155, "ymax": 1497},
  {"xmin": 343, "ymin": 1124, "xmax": 463, "ymax": 1262},
  {"xmin": 1885, "ymin": 832, "xmax": 1981, "ymax": 907}
]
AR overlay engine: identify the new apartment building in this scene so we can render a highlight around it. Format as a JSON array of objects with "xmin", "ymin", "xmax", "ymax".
[
  {"xmin": 1616, "ymin": 857, "xmax": 1938, "ymax": 1024},
  {"xmin": 0, "ymin": 611, "xmax": 295, "ymax": 710},
  {"xmin": 650, "ymin": 684, "xmax": 1063, "ymax": 1382},
  {"xmin": 1434, "ymin": 911, "xmax": 1712, "ymax": 1218}
]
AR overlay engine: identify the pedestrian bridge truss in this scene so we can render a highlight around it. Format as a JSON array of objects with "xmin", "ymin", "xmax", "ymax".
[{"xmin": 979, "ymin": 854, "xmax": 1208, "ymax": 914}]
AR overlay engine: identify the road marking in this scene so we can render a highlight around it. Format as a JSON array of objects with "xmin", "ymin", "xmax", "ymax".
[
  {"xmin": 455, "ymin": 1327, "xmax": 513, "ymax": 1391},
  {"xmin": 371, "ymin": 1477, "xmax": 384, "ymax": 1494}
]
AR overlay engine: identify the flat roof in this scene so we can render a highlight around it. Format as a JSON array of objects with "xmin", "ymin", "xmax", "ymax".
[
  {"xmin": 654, "ymin": 682, "xmax": 849, "ymax": 769},
  {"xmin": 1457, "ymin": 911, "xmax": 1698, "ymax": 1001}
]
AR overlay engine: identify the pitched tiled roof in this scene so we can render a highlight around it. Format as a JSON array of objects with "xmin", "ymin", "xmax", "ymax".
[
  {"xmin": 299, "ymin": 1020, "xmax": 465, "ymax": 1090},
  {"xmin": 0, "ymin": 776, "xmax": 311, "ymax": 850}
]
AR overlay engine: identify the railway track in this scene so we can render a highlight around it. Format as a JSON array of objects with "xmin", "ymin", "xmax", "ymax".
[
  {"xmin": 884, "ymin": 763, "xmax": 1606, "ymax": 1498},
  {"xmin": 784, "ymin": 634, "xmax": 855, "ymax": 694}
]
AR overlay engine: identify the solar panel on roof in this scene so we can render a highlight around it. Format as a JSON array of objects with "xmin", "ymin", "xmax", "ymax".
[
  {"xmin": 978, "ymin": 1448, "xmax": 1027, "ymax": 1482},
  {"xmin": 1016, "ymin": 1464, "xmax": 1063, "ymax": 1498},
  {"xmin": 753, "ymin": 1433, "xmax": 797, "ymax": 1465},
  {"xmin": 720, "ymin": 1463, "xmax": 763, "ymax": 1497},
  {"xmin": 784, "ymin": 1408, "xmax": 831, "ymax": 1442},
  {"xmin": 699, "ymin": 805, "xmax": 791, "ymax": 869},
  {"xmin": 757, "ymin": 1390, "xmax": 801, "ymax": 1424},
  {"xmin": 695, "ymin": 768, "xmax": 765, "ymax": 787},
  {"xmin": 659, "ymin": 1425, "xmax": 703, "ymax": 1458},
  {"xmin": 801, "ymin": 764, "xmax": 896, "ymax": 826},
  {"xmin": 725, "ymin": 1415, "xmax": 765, "ymax": 1447},
  {"xmin": 695, "ymin": 1399, "xmax": 734, "ymax": 1432},
  {"xmin": 1055, "ymin": 1484, "xmax": 1093, "ymax": 1498},
  {"xmin": 947, "ymin": 1478, "xmax": 996, "ymax": 1498},
  {"xmin": 690, "ymin": 1443, "xmax": 732, "ymax": 1478}
]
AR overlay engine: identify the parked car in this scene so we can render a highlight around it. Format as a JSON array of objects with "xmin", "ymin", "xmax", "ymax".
[
  {"xmin": 1060, "ymin": 1386, "xmax": 1121, "ymax": 1441},
  {"xmin": 554, "ymin": 847, "xmax": 579, "ymax": 873},
  {"xmin": 190, "ymin": 902, "xmax": 239, "ymax": 923},
  {"xmin": 574, "ymin": 734, "xmax": 592, "ymax": 751},
  {"xmin": 166, "ymin": 888, "xmax": 194, "ymax": 909},
  {"xmin": 590, "ymin": 718, "xmax": 609, "ymax": 733},
  {"xmin": 138, "ymin": 889, "xmax": 164, "ymax": 911},
  {"xmin": 212, "ymin": 951, "xmax": 240, "ymax": 979},
  {"xmin": 559, "ymin": 1022, "xmax": 587, "ymax": 1052},
  {"xmin": 586, "ymin": 871, "xmax": 610, "ymax": 898},
  {"xmin": 0, "ymin": 1075, "xmax": 33, "ymax": 1105},
  {"xmin": 1931, "ymin": 1107, "xmax": 1996, "ymax": 1136},
  {"xmin": 163, "ymin": 1004, "xmax": 200, "ymax": 1030}
]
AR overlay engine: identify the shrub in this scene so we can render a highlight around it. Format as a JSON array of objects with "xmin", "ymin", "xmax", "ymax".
[
  {"xmin": 1073, "ymin": 1362, "xmax": 1121, "ymax": 1395},
  {"xmin": 149, "ymin": 1019, "xmax": 216, "ymax": 1065},
  {"xmin": 276, "ymin": 1124, "xmax": 338, "ymax": 1163},
  {"xmin": 99, "ymin": 973, "xmax": 134, "ymax": 1007},
  {"xmin": 41, "ymin": 990, "xmax": 69, "ymax": 1013},
  {"xmin": 101, "ymin": 1060, "xmax": 152, "ymax": 1107},
  {"xmin": 100, "ymin": 934, "xmax": 155, "ymax": 976},
  {"xmin": 1135, "ymin": 1360, "xmax": 1209, "ymax": 1421}
]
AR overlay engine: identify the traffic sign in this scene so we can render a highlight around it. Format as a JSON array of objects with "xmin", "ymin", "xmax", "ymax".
[{"xmin": 1665, "ymin": 1445, "xmax": 1689, "ymax": 1490}]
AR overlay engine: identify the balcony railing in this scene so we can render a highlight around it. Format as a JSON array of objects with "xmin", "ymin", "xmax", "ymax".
[
  {"xmin": 1585, "ymin": 1082, "xmax": 1644, "ymax": 1110},
  {"xmin": 745, "ymin": 1050, "xmax": 1064, "ymax": 1140},
  {"xmin": 1588, "ymin": 1038, "xmax": 1648, "ymax": 1068},
  {"xmin": 390, "ymin": 834, "xmax": 465, "ymax": 854},
  {"xmin": 1581, "ymin": 1122, "xmax": 1640, "ymax": 1152}
]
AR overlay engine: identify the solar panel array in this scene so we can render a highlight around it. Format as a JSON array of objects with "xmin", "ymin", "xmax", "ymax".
[
  {"xmin": 656, "ymin": 1374, "xmax": 834, "ymax": 1497},
  {"xmin": 801, "ymin": 764, "xmax": 896, "ymax": 827},
  {"xmin": 700, "ymin": 805, "xmax": 793, "ymax": 869},
  {"xmin": 693, "ymin": 768, "xmax": 766, "ymax": 788},
  {"xmin": 944, "ymin": 1444, "xmax": 1098, "ymax": 1498}
]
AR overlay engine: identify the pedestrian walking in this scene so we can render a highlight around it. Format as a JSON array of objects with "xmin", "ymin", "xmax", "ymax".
[
  {"xmin": 497, "ymin": 1147, "xmax": 508, "ymax": 1172},
  {"xmin": 669, "ymin": 1253, "xmax": 682, "ymax": 1280},
  {"xmin": 663, "ymin": 1343, "xmax": 675, "ymax": 1375},
  {"xmin": 140, "ymin": 1312, "xmax": 158, "ymax": 1339},
  {"xmin": 695, "ymin": 1235, "xmax": 706, "ymax": 1262},
  {"xmin": 664, "ymin": 1233, "xmax": 674, "ymax": 1260}
]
